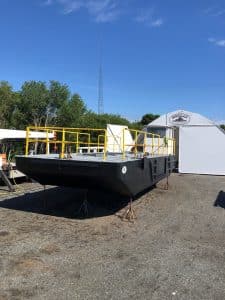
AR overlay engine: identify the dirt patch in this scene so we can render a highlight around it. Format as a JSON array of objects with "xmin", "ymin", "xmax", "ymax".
[
  {"xmin": 1, "ymin": 175, "xmax": 225, "ymax": 299},
  {"xmin": 40, "ymin": 243, "xmax": 60, "ymax": 255},
  {"xmin": 0, "ymin": 231, "xmax": 9, "ymax": 237},
  {"xmin": 6, "ymin": 288, "xmax": 35, "ymax": 299},
  {"xmin": 10, "ymin": 257, "xmax": 51, "ymax": 275},
  {"xmin": 0, "ymin": 295, "xmax": 9, "ymax": 300}
]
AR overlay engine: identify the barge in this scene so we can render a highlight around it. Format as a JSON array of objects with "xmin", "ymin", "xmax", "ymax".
[{"xmin": 16, "ymin": 125, "xmax": 176, "ymax": 197}]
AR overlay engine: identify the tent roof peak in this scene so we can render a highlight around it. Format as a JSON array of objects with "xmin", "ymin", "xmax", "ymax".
[{"xmin": 148, "ymin": 110, "xmax": 215, "ymax": 127}]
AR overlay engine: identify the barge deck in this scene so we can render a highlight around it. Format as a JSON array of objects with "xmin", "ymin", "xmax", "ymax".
[{"xmin": 16, "ymin": 125, "xmax": 176, "ymax": 197}]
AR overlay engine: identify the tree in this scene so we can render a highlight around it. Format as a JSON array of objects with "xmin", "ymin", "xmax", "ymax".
[
  {"xmin": 140, "ymin": 113, "xmax": 160, "ymax": 126},
  {"xmin": 221, "ymin": 124, "xmax": 225, "ymax": 131},
  {"xmin": 19, "ymin": 81, "xmax": 49, "ymax": 127},
  {"xmin": 57, "ymin": 94, "xmax": 87, "ymax": 127},
  {"xmin": 46, "ymin": 80, "xmax": 70, "ymax": 126},
  {"xmin": 16, "ymin": 80, "xmax": 71, "ymax": 128},
  {"xmin": 82, "ymin": 112, "xmax": 131, "ymax": 129},
  {"xmin": 129, "ymin": 121, "xmax": 142, "ymax": 130},
  {"xmin": 0, "ymin": 79, "xmax": 162, "ymax": 134},
  {"xmin": 0, "ymin": 81, "xmax": 18, "ymax": 128}
]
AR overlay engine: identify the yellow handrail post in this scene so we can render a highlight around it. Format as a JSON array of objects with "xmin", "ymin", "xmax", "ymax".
[
  {"xmin": 61, "ymin": 128, "xmax": 65, "ymax": 159},
  {"xmin": 174, "ymin": 139, "xmax": 176, "ymax": 156},
  {"xmin": 169, "ymin": 138, "xmax": 171, "ymax": 155},
  {"xmin": 97, "ymin": 135, "xmax": 100, "ymax": 153},
  {"xmin": 103, "ymin": 130, "xmax": 107, "ymax": 160},
  {"xmin": 158, "ymin": 136, "xmax": 160, "ymax": 155},
  {"xmin": 46, "ymin": 130, "xmax": 49, "ymax": 155},
  {"xmin": 25, "ymin": 127, "xmax": 30, "ymax": 156},
  {"xmin": 167, "ymin": 139, "xmax": 169, "ymax": 155},
  {"xmin": 88, "ymin": 133, "xmax": 91, "ymax": 153},
  {"xmin": 76, "ymin": 132, "xmax": 79, "ymax": 153},
  {"xmin": 144, "ymin": 132, "xmax": 147, "ymax": 154},
  {"xmin": 78, "ymin": 132, "xmax": 80, "ymax": 153}
]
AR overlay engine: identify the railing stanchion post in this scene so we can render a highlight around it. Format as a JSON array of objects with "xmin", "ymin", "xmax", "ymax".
[
  {"xmin": 61, "ymin": 128, "xmax": 65, "ymax": 158},
  {"xmin": 103, "ymin": 130, "xmax": 107, "ymax": 160},
  {"xmin": 25, "ymin": 127, "xmax": 30, "ymax": 156},
  {"xmin": 97, "ymin": 135, "xmax": 99, "ymax": 153},
  {"xmin": 158, "ymin": 136, "xmax": 160, "ymax": 155},
  {"xmin": 46, "ymin": 130, "xmax": 49, "ymax": 155},
  {"xmin": 88, "ymin": 133, "xmax": 90, "ymax": 153},
  {"xmin": 174, "ymin": 139, "xmax": 176, "ymax": 156},
  {"xmin": 76, "ymin": 132, "xmax": 78, "ymax": 153},
  {"xmin": 144, "ymin": 132, "xmax": 147, "ymax": 154}
]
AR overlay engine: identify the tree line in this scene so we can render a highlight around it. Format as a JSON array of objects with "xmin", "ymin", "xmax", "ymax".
[{"xmin": 0, "ymin": 80, "xmax": 159, "ymax": 130}]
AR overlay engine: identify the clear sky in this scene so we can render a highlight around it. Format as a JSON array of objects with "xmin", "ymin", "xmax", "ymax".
[{"xmin": 0, "ymin": 0, "xmax": 225, "ymax": 122}]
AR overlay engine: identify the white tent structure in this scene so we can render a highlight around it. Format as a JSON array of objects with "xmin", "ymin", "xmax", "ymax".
[
  {"xmin": 147, "ymin": 110, "xmax": 225, "ymax": 175},
  {"xmin": 0, "ymin": 129, "xmax": 54, "ymax": 141}
]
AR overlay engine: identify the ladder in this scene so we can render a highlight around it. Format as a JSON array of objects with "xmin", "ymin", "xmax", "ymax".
[{"xmin": 0, "ymin": 170, "xmax": 15, "ymax": 192}]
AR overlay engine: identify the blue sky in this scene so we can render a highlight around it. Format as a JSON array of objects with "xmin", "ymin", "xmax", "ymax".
[{"xmin": 0, "ymin": 0, "xmax": 225, "ymax": 122}]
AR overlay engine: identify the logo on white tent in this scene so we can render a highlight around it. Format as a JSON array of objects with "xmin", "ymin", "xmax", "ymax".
[{"xmin": 169, "ymin": 112, "xmax": 191, "ymax": 125}]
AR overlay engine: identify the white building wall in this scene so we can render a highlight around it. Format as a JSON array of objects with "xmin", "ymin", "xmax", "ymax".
[{"xmin": 179, "ymin": 126, "xmax": 225, "ymax": 175}]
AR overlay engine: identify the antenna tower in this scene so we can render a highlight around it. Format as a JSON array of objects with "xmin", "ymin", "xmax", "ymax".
[{"xmin": 98, "ymin": 38, "xmax": 104, "ymax": 114}]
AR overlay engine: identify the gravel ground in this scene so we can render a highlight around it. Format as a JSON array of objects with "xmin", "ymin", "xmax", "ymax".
[{"xmin": 0, "ymin": 174, "xmax": 225, "ymax": 300}]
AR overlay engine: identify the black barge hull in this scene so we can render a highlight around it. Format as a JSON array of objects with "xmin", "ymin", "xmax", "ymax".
[{"xmin": 16, "ymin": 155, "xmax": 175, "ymax": 197}]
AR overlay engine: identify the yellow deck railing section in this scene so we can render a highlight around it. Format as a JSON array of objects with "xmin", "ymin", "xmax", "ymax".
[
  {"xmin": 25, "ymin": 126, "xmax": 175, "ymax": 160},
  {"xmin": 25, "ymin": 126, "xmax": 108, "ymax": 159},
  {"xmin": 123, "ymin": 128, "xmax": 175, "ymax": 158}
]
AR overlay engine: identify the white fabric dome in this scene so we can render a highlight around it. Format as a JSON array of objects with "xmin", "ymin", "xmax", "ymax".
[
  {"xmin": 147, "ymin": 110, "xmax": 225, "ymax": 175},
  {"xmin": 148, "ymin": 110, "xmax": 215, "ymax": 127}
]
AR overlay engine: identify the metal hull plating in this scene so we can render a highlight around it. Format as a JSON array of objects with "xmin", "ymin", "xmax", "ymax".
[{"xmin": 16, "ymin": 155, "xmax": 175, "ymax": 197}]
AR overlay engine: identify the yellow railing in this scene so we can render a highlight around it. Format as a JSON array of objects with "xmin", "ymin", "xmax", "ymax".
[
  {"xmin": 122, "ymin": 128, "xmax": 175, "ymax": 158},
  {"xmin": 25, "ymin": 126, "xmax": 107, "ymax": 160},
  {"xmin": 25, "ymin": 126, "xmax": 176, "ymax": 160}
]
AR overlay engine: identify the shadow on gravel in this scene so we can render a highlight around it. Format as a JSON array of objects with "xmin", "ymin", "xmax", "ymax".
[
  {"xmin": 0, "ymin": 187, "xmax": 131, "ymax": 219},
  {"xmin": 214, "ymin": 191, "xmax": 225, "ymax": 209}
]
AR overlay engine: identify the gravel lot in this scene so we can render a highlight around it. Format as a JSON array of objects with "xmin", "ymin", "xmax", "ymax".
[{"xmin": 0, "ymin": 173, "xmax": 225, "ymax": 300}]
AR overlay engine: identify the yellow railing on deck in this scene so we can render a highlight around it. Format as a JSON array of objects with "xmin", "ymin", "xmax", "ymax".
[
  {"xmin": 122, "ymin": 128, "xmax": 175, "ymax": 158},
  {"xmin": 25, "ymin": 126, "xmax": 108, "ymax": 160},
  {"xmin": 25, "ymin": 126, "xmax": 175, "ymax": 160}
]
